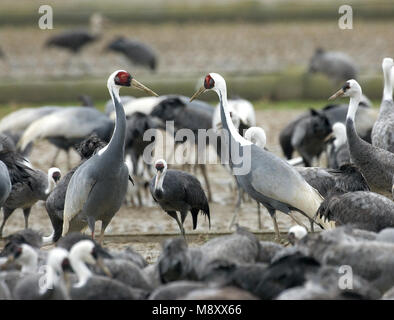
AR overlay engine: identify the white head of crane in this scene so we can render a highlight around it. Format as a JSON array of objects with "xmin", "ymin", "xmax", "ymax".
[
  {"xmin": 153, "ymin": 158, "xmax": 168, "ymax": 192},
  {"xmin": 244, "ymin": 127, "xmax": 267, "ymax": 149},
  {"xmin": 190, "ymin": 73, "xmax": 251, "ymax": 148},
  {"xmin": 329, "ymin": 79, "xmax": 362, "ymax": 121}
]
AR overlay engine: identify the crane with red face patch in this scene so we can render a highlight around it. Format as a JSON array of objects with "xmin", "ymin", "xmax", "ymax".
[
  {"xmin": 190, "ymin": 73, "xmax": 334, "ymax": 239},
  {"xmin": 58, "ymin": 70, "xmax": 158, "ymax": 245}
]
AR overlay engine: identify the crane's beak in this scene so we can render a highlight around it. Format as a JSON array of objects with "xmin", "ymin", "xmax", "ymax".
[
  {"xmin": 324, "ymin": 132, "xmax": 335, "ymax": 143},
  {"xmin": 96, "ymin": 257, "xmax": 112, "ymax": 278},
  {"xmin": 0, "ymin": 255, "xmax": 14, "ymax": 270},
  {"xmin": 190, "ymin": 86, "xmax": 206, "ymax": 102},
  {"xmin": 131, "ymin": 78, "xmax": 159, "ymax": 97},
  {"xmin": 328, "ymin": 88, "xmax": 345, "ymax": 100}
]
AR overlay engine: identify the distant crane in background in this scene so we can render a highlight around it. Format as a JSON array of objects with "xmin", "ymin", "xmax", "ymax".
[{"xmin": 105, "ymin": 36, "xmax": 158, "ymax": 72}]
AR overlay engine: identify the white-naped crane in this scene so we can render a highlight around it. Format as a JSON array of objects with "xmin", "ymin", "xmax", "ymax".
[
  {"xmin": 190, "ymin": 73, "xmax": 334, "ymax": 238},
  {"xmin": 329, "ymin": 80, "xmax": 394, "ymax": 197},
  {"xmin": 150, "ymin": 159, "xmax": 211, "ymax": 238},
  {"xmin": 372, "ymin": 58, "xmax": 394, "ymax": 153},
  {"xmin": 17, "ymin": 107, "xmax": 114, "ymax": 170},
  {"xmin": 61, "ymin": 70, "xmax": 158, "ymax": 244}
]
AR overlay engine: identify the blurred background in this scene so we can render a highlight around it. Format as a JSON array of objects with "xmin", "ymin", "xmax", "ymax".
[{"xmin": 0, "ymin": 0, "xmax": 393, "ymax": 109}]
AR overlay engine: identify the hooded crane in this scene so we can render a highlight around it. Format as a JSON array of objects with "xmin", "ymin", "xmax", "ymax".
[
  {"xmin": 329, "ymin": 80, "xmax": 394, "ymax": 197},
  {"xmin": 372, "ymin": 58, "xmax": 394, "ymax": 153},
  {"xmin": 150, "ymin": 159, "xmax": 211, "ymax": 238},
  {"xmin": 45, "ymin": 13, "xmax": 103, "ymax": 67},
  {"xmin": 105, "ymin": 36, "xmax": 158, "ymax": 71},
  {"xmin": 279, "ymin": 96, "xmax": 375, "ymax": 161},
  {"xmin": 0, "ymin": 160, "xmax": 11, "ymax": 208},
  {"xmin": 325, "ymin": 122, "xmax": 350, "ymax": 169},
  {"xmin": 317, "ymin": 188, "xmax": 394, "ymax": 233},
  {"xmin": 190, "ymin": 73, "xmax": 334, "ymax": 238},
  {"xmin": 61, "ymin": 70, "xmax": 158, "ymax": 244},
  {"xmin": 0, "ymin": 144, "xmax": 61, "ymax": 237}
]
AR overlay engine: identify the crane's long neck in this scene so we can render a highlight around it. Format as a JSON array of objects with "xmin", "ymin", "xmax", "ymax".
[
  {"xmin": 383, "ymin": 64, "xmax": 393, "ymax": 101},
  {"xmin": 218, "ymin": 88, "xmax": 250, "ymax": 166},
  {"xmin": 104, "ymin": 86, "xmax": 126, "ymax": 161},
  {"xmin": 154, "ymin": 168, "xmax": 167, "ymax": 192},
  {"xmin": 69, "ymin": 253, "xmax": 92, "ymax": 288},
  {"xmin": 346, "ymin": 92, "xmax": 363, "ymax": 147}
]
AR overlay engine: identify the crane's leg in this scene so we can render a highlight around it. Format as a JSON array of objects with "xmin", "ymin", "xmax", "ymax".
[
  {"xmin": 51, "ymin": 149, "xmax": 61, "ymax": 167},
  {"xmin": 0, "ymin": 208, "xmax": 13, "ymax": 238},
  {"xmin": 167, "ymin": 211, "xmax": 186, "ymax": 240},
  {"xmin": 66, "ymin": 149, "xmax": 71, "ymax": 171},
  {"xmin": 199, "ymin": 164, "xmax": 212, "ymax": 202},
  {"xmin": 87, "ymin": 216, "xmax": 96, "ymax": 241},
  {"xmin": 289, "ymin": 212, "xmax": 308, "ymax": 229},
  {"xmin": 98, "ymin": 220, "xmax": 110, "ymax": 245},
  {"xmin": 257, "ymin": 202, "xmax": 262, "ymax": 229},
  {"xmin": 268, "ymin": 209, "xmax": 280, "ymax": 240},
  {"xmin": 23, "ymin": 208, "xmax": 31, "ymax": 229}
]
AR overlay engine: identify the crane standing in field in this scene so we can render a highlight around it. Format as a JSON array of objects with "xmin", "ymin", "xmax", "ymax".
[
  {"xmin": 372, "ymin": 58, "xmax": 394, "ymax": 153},
  {"xmin": 150, "ymin": 159, "xmax": 210, "ymax": 238},
  {"xmin": 61, "ymin": 70, "xmax": 158, "ymax": 244},
  {"xmin": 190, "ymin": 73, "xmax": 333, "ymax": 238},
  {"xmin": 329, "ymin": 79, "xmax": 394, "ymax": 197}
]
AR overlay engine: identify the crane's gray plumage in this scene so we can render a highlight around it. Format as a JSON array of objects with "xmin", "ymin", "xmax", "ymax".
[
  {"xmin": 61, "ymin": 73, "xmax": 129, "ymax": 243},
  {"xmin": 151, "ymin": 95, "xmax": 215, "ymax": 201},
  {"xmin": 308, "ymin": 48, "xmax": 358, "ymax": 82},
  {"xmin": 317, "ymin": 189, "xmax": 394, "ymax": 232},
  {"xmin": 106, "ymin": 36, "xmax": 157, "ymax": 71},
  {"xmin": 18, "ymin": 107, "xmax": 114, "ymax": 156},
  {"xmin": 372, "ymin": 58, "xmax": 394, "ymax": 153},
  {"xmin": 279, "ymin": 97, "xmax": 374, "ymax": 160},
  {"xmin": 0, "ymin": 144, "xmax": 56, "ymax": 237},
  {"xmin": 62, "ymin": 70, "xmax": 157, "ymax": 243},
  {"xmin": 44, "ymin": 135, "xmax": 107, "ymax": 244},
  {"xmin": 290, "ymin": 109, "xmax": 332, "ymax": 166},
  {"xmin": 67, "ymin": 240, "xmax": 145, "ymax": 300},
  {"xmin": 191, "ymin": 73, "xmax": 333, "ymax": 238},
  {"xmin": 150, "ymin": 159, "xmax": 211, "ymax": 237},
  {"xmin": 329, "ymin": 80, "xmax": 394, "ymax": 197},
  {"xmin": 296, "ymin": 164, "xmax": 369, "ymax": 197},
  {"xmin": 326, "ymin": 123, "xmax": 350, "ymax": 168},
  {"xmin": 0, "ymin": 160, "xmax": 11, "ymax": 208}
]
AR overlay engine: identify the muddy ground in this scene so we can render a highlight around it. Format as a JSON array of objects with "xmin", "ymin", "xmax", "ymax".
[{"xmin": 1, "ymin": 109, "xmax": 313, "ymax": 263}]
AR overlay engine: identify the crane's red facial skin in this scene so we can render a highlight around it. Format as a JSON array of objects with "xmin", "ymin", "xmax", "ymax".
[
  {"xmin": 204, "ymin": 75, "xmax": 215, "ymax": 89},
  {"xmin": 155, "ymin": 162, "xmax": 164, "ymax": 172},
  {"xmin": 114, "ymin": 71, "xmax": 131, "ymax": 87}
]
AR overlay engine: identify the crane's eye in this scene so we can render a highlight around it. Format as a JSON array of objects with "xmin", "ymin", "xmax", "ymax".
[
  {"xmin": 115, "ymin": 71, "xmax": 132, "ymax": 86},
  {"xmin": 342, "ymin": 82, "xmax": 351, "ymax": 92},
  {"xmin": 204, "ymin": 75, "xmax": 215, "ymax": 89}
]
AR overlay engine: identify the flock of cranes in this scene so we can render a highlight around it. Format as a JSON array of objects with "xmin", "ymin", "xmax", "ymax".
[{"xmin": 0, "ymin": 47, "xmax": 393, "ymax": 299}]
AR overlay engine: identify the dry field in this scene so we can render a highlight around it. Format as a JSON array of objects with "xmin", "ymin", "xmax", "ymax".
[{"xmin": 1, "ymin": 21, "xmax": 394, "ymax": 81}]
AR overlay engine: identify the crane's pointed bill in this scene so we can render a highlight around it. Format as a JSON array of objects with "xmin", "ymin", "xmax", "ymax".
[
  {"xmin": 190, "ymin": 86, "xmax": 206, "ymax": 102},
  {"xmin": 96, "ymin": 257, "xmax": 112, "ymax": 278},
  {"xmin": 131, "ymin": 78, "xmax": 159, "ymax": 97},
  {"xmin": 328, "ymin": 88, "xmax": 345, "ymax": 100}
]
